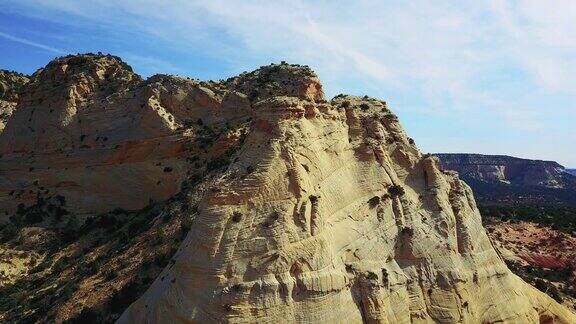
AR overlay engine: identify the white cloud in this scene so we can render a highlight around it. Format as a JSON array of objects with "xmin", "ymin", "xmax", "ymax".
[
  {"xmin": 0, "ymin": 30, "xmax": 66, "ymax": 54},
  {"xmin": 7, "ymin": 1, "xmax": 576, "ymax": 94},
  {"xmin": 119, "ymin": 53, "xmax": 182, "ymax": 77},
  {"xmin": 3, "ymin": 0, "xmax": 576, "ymax": 164}
]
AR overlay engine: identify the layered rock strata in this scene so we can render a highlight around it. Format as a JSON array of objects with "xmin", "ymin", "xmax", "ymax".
[
  {"xmin": 118, "ymin": 72, "xmax": 575, "ymax": 322},
  {"xmin": 0, "ymin": 55, "xmax": 249, "ymax": 217},
  {"xmin": 436, "ymin": 153, "xmax": 575, "ymax": 189},
  {"xmin": 1, "ymin": 55, "xmax": 573, "ymax": 323}
]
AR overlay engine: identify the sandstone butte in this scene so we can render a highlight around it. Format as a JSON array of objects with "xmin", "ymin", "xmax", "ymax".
[{"xmin": 0, "ymin": 54, "xmax": 574, "ymax": 323}]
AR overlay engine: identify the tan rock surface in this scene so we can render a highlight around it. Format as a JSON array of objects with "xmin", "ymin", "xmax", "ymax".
[
  {"xmin": 118, "ymin": 83, "xmax": 575, "ymax": 322},
  {"xmin": 0, "ymin": 55, "xmax": 247, "ymax": 217},
  {"xmin": 0, "ymin": 56, "xmax": 573, "ymax": 323}
]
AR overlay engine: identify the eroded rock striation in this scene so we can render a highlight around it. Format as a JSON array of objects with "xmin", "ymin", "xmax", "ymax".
[
  {"xmin": 0, "ymin": 55, "xmax": 574, "ymax": 323},
  {"xmin": 0, "ymin": 54, "xmax": 247, "ymax": 217},
  {"xmin": 118, "ymin": 71, "xmax": 574, "ymax": 321}
]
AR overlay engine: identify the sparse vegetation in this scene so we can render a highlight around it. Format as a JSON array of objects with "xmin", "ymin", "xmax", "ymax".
[
  {"xmin": 481, "ymin": 204, "xmax": 576, "ymax": 233},
  {"xmin": 232, "ymin": 212, "xmax": 242, "ymax": 223},
  {"xmin": 504, "ymin": 259, "xmax": 573, "ymax": 304},
  {"xmin": 388, "ymin": 185, "xmax": 405, "ymax": 197},
  {"xmin": 368, "ymin": 196, "xmax": 380, "ymax": 208},
  {"xmin": 0, "ymin": 170, "xmax": 205, "ymax": 323}
]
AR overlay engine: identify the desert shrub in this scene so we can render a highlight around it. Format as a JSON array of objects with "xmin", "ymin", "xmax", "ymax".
[
  {"xmin": 262, "ymin": 211, "xmax": 280, "ymax": 228},
  {"xmin": 388, "ymin": 185, "xmax": 405, "ymax": 197},
  {"xmin": 78, "ymin": 261, "xmax": 99, "ymax": 277},
  {"xmin": 59, "ymin": 282, "xmax": 78, "ymax": 300},
  {"xmin": 0, "ymin": 223, "xmax": 18, "ymax": 243},
  {"xmin": 368, "ymin": 196, "xmax": 380, "ymax": 208},
  {"xmin": 108, "ymin": 281, "xmax": 140, "ymax": 314},
  {"xmin": 206, "ymin": 155, "xmax": 230, "ymax": 171},
  {"xmin": 232, "ymin": 212, "xmax": 242, "ymax": 223},
  {"xmin": 207, "ymin": 146, "xmax": 238, "ymax": 171},
  {"xmin": 366, "ymin": 271, "xmax": 378, "ymax": 280},
  {"xmin": 534, "ymin": 279, "xmax": 563, "ymax": 302},
  {"xmin": 154, "ymin": 254, "xmax": 169, "ymax": 267},
  {"xmin": 400, "ymin": 227, "xmax": 414, "ymax": 236},
  {"xmin": 180, "ymin": 216, "xmax": 193, "ymax": 238},
  {"xmin": 61, "ymin": 217, "xmax": 80, "ymax": 243}
]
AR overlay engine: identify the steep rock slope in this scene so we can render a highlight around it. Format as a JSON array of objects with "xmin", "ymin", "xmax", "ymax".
[
  {"xmin": 436, "ymin": 154, "xmax": 576, "ymax": 206},
  {"xmin": 0, "ymin": 69, "xmax": 29, "ymax": 132},
  {"xmin": 0, "ymin": 54, "xmax": 249, "ymax": 217},
  {"xmin": 0, "ymin": 55, "xmax": 573, "ymax": 323},
  {"xmin": 0, "ymin": 55, "xmax": 251, "ymax": 322},
  {"xmin": 120, "ymin": 79, "xmax": 575, "ymax": 321},
  {"xmin": 436, "ymin": 154, "xmax": 576, "ymax": 189}
]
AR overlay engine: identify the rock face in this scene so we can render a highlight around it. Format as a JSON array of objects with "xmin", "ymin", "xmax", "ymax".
[
  {"xmin": 118, "ymin": 86, "xmax": 574, "ymax": 320},
  {"xmin": 566, "ymin": 169, "xmax": 576, "ymax": 177},
  {"xmin": 0, "ymin": 69, "xmax": 29, "ymax": 132},
  {"xmin": 1, "ymin": 55, "xmax": 574, "ymax": 323},
  {"xmin": 0, "ymin": 54, "xmax": 247, "ymax": 217},
  {"xmin": 435, "ymin": 154, "xmax": 574, "ymax": 189},
  {"xmin": 436, "ymin": 154, "xmax": 576, "ymax": 206}
]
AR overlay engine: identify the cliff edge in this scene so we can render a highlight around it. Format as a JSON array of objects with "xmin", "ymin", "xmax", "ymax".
[{"xmin": 0, "ymin": 55, "xmax": 573, "ymax": 323}]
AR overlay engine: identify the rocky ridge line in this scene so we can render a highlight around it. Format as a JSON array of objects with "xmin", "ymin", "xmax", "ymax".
[{"xmin": 0, "ymin": 54, "xmax": 573, "ymax": 323}]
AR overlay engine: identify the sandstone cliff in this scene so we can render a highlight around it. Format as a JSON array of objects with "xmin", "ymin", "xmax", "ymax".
[
  {"xmin": 435, "ymin": 154, "xmax": 574, "ymax": 189},
  {"xmin": 0, "ymin": 54, "xmax": 246, "ymax": 218},
  {"xmin": 118, "ymin": 70, "xmax": 573, "ymax": 322},
  {"xmin": 436, "ymin": 154, "xmax": 576, "ymax": 206},
  {"xmin": 0, "ymin": 55, "xmax": 574, "ymax": 323},
  {"xmin": 0, "ymin": 69, "xmax": 29, "ymax": 132}
]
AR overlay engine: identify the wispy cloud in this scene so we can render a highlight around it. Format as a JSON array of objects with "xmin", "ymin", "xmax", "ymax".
[
  {"xmin": 2, "ymin": 0, "xmax": 575, "ymax": 165},
  {"xmin": 0, "ymin": 30, "xmax": 66, "ymax": 54},
  {"xmin": 119, "ymin": 53, "xmax": 182, "ymax": 77},
  {"xmin": 5, "ymin": 1, "xmax": 575, "ymax": 95}
]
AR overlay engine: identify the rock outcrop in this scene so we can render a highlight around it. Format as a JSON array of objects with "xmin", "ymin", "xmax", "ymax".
[
  {"xmin": 0, "ymin": 54, "xmax": 247, "ymax": 217},
  {"xmin": 436, "ymin": 153, "xmax": 575, "ymax": 189},
  {"xmin": 118, "ymin": 77, "xmax": 573, "ymax": 321},
  {"xmin": 436, "ymin": 154, "xmax": 576, "ymax": 206},
  {"xmin": 0, "ymin": 55, "xmax": 574, "ymax": 323},
  {"xmin": 0, "ymin": 69, "xmax": 29, "ymax": 132}
]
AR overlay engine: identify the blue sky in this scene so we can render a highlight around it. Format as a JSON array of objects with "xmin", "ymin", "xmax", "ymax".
[{"xmin": 0, "ymin": 1, "xmax": 574, "ymax": 166}]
